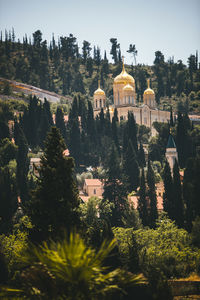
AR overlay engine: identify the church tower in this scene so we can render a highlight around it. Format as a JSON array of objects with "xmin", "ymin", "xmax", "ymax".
[
  {"xmin": 113, "ymin": 57, "xmax": 136, "ymax": 106},
  {"xmin": 165, "ymin": 134, "xmax": 178, "ymax": 173},
  {"xmin": 93, "ymin": 80, "xmax": 106, "ymax": 110},
  {"xmin": 143, "ymin": 79, "xmax": 156, "ymax": 109}
]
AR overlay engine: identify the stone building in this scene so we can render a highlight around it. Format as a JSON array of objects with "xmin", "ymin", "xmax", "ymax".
[{"xmin": 93, "ymin": 59, "xmax": 170, "ymax": 133}]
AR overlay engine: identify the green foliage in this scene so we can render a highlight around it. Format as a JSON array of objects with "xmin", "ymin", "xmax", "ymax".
[
  {"xmin": 0, "ymin": 216, "xmax": 31, "ymax": 274},
  {"xmin": 27, "ymin": 127, "xmax": 80, "ymax": 242},
  {"xmin": 134, "ymin": 215, "xmax": 200, "ymax": 279},
  {"xmin": 0, "ymin": 138, "xmax": 17, "ymax": 167},
  {"xmin": 1, "ymin": 233, "xmax": 145, "ymax": 299}
]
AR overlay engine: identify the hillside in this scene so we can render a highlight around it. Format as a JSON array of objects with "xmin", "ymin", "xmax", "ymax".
[{"xmin": 0, "ymin": 30, "xmax": 200, "ymax": 114}]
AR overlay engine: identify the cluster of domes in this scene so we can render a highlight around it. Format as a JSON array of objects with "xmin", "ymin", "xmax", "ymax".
[{"xmin": 93, "ymin": 58, "xmax": 155, "ymax": 108}]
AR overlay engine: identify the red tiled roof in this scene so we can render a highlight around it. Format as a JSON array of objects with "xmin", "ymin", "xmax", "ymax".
[
  {"xmin": 84, "ymin": 179, "xmax": 103, "ymax": 186},
  {"xmin": 129, "ymin": 195, "xmax": 163, "ymax": 210}
]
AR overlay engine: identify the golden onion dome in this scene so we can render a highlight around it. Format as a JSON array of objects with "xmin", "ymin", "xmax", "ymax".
[
  {"xmin": 94, "ymin": 80, "xmax": 105, "ymax": 96},
  {"xmin": 114, "ymin": 60, "xmax": 135, "ymax": 85},
  {"xmin": 123, "ymin": 83, "xmax": 134, "ymax": 92},
  {"xmin": 144, "ymin": 79, "xmax": 154, "ymax": 95}
]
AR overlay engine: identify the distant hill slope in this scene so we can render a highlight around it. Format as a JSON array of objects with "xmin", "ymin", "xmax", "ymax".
[{"xmin": 0, "ymin": 77, "xmax": 72, "ymax": 103}]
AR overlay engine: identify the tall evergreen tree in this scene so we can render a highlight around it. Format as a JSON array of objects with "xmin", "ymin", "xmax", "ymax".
[
  {"xmin": 183, "ymin": 156, "xmax": 200, "ymax": 231},
  {"xmin": 123, "ymin": 140, "xmax": 140, "ymax": 192},
  {"xmin": 16, "ymin": 125, "xmax": 29, "ymax": 203},
  {"xmin": 138, "ymin": 168, "xmax": 148, "ymax": 226},
  {"xmin": 103, "ymin": 144, "xmax": 127, "ymax": 226},
  {"xmin": 138, "ymin": 142, "xmax": 146, "ymax": 167},
  {"xmin": 27, "ymin": 127, "xmax": 80, "ymax": 242},
  {"xmin": 147, "ymin": 159, "xmax": 158, "ymax": 228},
  {"xmin": 173, "ymin": 159, "xmax": 184, "ymax": 227},
  {"xmin": 163, "ymin": 160, "xmax": 174, "ymax": 220},
  {"xmin": 55, "ymin": 107, "xmax": 67, "ymax": 143},
  {"xmin": 123, "ymin": 111, "xmax": 138, "ymax": 155}
]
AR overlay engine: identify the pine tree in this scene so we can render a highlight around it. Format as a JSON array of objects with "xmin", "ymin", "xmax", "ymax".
[
  {"xmin": 123, "ymin": 140, "xmax": 140, "ymax": 192},
  {"xmin": 138, "ymin": 168, "xmax": 148, "ymax": 226},
  {"xmin": 27, "ymin": 127, "xmax": 80, "ymax": 242},
  {"xmin": 163, "ymin": 160, "xmax": 174, "ymax": 220},
  {"xmin": 173, "ymin": 159, "xmax": 184, "ymax": 227},
  {"xmin": 147, "ymin": 160, "xmax": 158, "ymax": 228}
]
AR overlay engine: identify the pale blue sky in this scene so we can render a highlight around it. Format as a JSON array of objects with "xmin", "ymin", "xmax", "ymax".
[{"xmin": 0, "ymin": 0, "xmax": 199, "ymax": 65}]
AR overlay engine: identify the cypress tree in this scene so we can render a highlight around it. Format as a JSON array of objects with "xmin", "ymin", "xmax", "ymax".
[
  {"xmin": 43, "ymin": 98, "xmax": 53, "ymax": 126},
  {"xmin": 111, "ymin": 115, "xmax": 119, "ymax": 153},
  {"xmin": 55, "ymin": 107, "xmax": 67, "ymax": 143},
  {"xmin": 105, "ymin": 107, "xmax": 111, "ymax": 137},
  {"xmin": 147, "ymin": 159, "xmax": 158, "ymax": 228},
  {"xmin": 183, "ymin": 156, "xmax": 200, "ymax": 230},
  {"xmin": 163, "ymin": 160, "xmax": 174, "ymax": 220},
  {"xmin": 173, "ymin": 159, "xmax": 184, "ymax": 227},
  {"xmin": 0, "ymin": 166, "xmax": 17, "ymax": 228},
  {"xmin": 138, "ymin": 142, "xmax": 146, "ymax": 167},
  {"xmin": 87, "ymin": 100, "xmax": 96, "ymax": 141},
  {"xmin": 170, "ymin": 107, "xmax": 174, "ymax": 127},
  {"xmin": 123, "ymin": 140, "xmax": 140, "ymax": 192},
  {"xmin": 28, "ymin": 127, "xmax": 80, "ymax": 242},
  {"xmin": 16, "ymin": 126, "xmax": 29, "ymax": 203},
  {"xmin": 69, "ymin": 118, "xmax": 81, "ymax": 167},
  {"xmin": 138, "ymin": 168, "xmax": 148, "ymax": 226},
  {"xmin": 123, "ymin": 111, "xmax": 138, "ymax": 155},
  {"xmin": 103, "ymin": 144, "xmax": 127, "ymax": 226}
]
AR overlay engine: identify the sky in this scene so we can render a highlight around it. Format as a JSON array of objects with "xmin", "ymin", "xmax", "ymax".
[{"xmin": 0, "ymin": 0, "xmax": 200, "ymax": 65}]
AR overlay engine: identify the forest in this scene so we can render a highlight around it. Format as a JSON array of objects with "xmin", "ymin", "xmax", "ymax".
[{"xmin": 0, "ymin": 29, "xmax": 200, "ymax": 299}]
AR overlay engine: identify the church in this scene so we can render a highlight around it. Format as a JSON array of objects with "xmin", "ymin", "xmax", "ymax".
[{"xmin": 93, "ymin": 59, "xmax": 170, "ymax": 133}]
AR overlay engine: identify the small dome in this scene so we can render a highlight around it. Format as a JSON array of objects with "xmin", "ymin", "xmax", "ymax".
[
  {"xmin": 94, "ymin": 80, "xmax": 105, "ymax": 96},
  {"xmin": 123, "ymin": 83, "xmax": 134, "ymax": 91},
  {"xmin": 144, "ymin": 79, "xmax": 154, "ymax": 95},
  {"xmin": 114, "ymin": 62, "xmax": 135, "ymax": 85},
  {"xmin": 94, "ymin": 88, "xmax": 105, "ymax": 96}
]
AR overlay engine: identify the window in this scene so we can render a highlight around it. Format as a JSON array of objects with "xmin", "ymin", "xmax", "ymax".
[
  {"xmin": 96, "ymin": 100, "xmax": 97, "ymax": 108},
  {"xmin": 94, "ymin": 189, "xmax": 96, "ymax": 194},
  {"xmin": 144, "ymin": 117, "xmax": 147, "ymax": 124},
  {"xmin": 100, "ymin": 99, "xmax": 102, "ymax": 107}
]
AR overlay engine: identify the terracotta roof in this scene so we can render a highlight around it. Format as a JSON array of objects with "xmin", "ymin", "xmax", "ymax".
[
  {"xmin": 84, "ymin": 179, "xmax": 103, "ymax": 186},
  {"xmin": 129, "ymin": 195, "xmax": 163, "ymax": 210}
]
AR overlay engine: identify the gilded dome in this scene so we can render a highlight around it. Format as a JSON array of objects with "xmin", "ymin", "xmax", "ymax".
[
  {"xmin": 144, "ymin": 79, "xmax": 154, "ymax": 95},
  {"xmin": 114, "ymin": 63, "xmax": 135, "ymax": 85},
  {"xmin": 123, "ymin": 83, "xmax": 134, "ymax": 91},
  {"xmin": 94, "ymin": 80, "xmax": 105, "ymax": 96}
]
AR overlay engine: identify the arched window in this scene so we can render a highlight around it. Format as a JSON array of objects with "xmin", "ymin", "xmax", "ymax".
[
  {"xmin": 100, "ymin": 99, "xmax": 102, "ymax": 107},
  {"xmin": 96, "ymin": 100, "xmax": 98, "ymax": 108}
]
